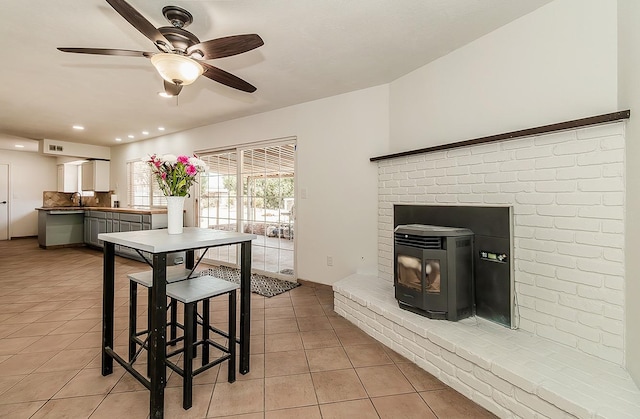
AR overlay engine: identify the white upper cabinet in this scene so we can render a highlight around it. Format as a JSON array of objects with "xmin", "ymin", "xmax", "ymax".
[
  {"xmin": 82, "ymin": 160, "xmax": 110, "ymax": 192},
  {"xmin": 57, "ymin": 164, "xmax": 79, "ymax": 193}
]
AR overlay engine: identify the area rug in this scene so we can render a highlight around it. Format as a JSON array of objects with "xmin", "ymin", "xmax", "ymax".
[{"xmin": 200, "ymin": 266, "xmax": 300, "ymax": 297}]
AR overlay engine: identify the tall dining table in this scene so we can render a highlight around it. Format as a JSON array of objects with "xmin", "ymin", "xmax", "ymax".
[{"xmin": 98, "ymin": 227, "xmax": 256, "ymax": 419}]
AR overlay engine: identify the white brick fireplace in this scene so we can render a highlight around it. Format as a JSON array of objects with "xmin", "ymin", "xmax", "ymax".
[
  {"xmin": 333, "ymin": 120, "xmax": 640, "ymax": 418},
  {"xmin": 380, "ymin": 122, "xmax": 625, "ymax": 364}
]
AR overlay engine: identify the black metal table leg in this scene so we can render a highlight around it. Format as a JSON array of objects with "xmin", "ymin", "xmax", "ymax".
[
  {"xmin": 149, "ymin": 253, "xmax": 167, "ymax": 419},
  {"xmin": 102, "ymin": 242, "xmax": 115, "ymax": 376},
  {"xmin": 183, "ymin": 302, "xmax": 195, "ymax": 410},
  {"xmin": 202, "ymin": 299, "xmax": 210, "ymax": 364},
  {"xmin": 186, "ymin": 250, "xmax": 197, "ymax": 357},
  {"xmin": 186, "ymin": 250, "xmax": 195, "ymax": 269},
  {"xmin": 170, "ymin": 299, "xmax": 177, "ymax": 345},
  {"xmin": 239, "ymin": 241, "xmax": 252, "ymax": 374}
]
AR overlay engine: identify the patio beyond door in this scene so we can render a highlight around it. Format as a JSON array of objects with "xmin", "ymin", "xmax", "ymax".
[{"xmin": 198, "ymin": 141, "xmax": 296, "ymax": 280}]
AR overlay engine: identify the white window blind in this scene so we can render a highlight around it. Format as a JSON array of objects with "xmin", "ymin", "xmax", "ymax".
[{"xmin": 127, "ymin": 160, "xmax": 167, "ymax": 207}]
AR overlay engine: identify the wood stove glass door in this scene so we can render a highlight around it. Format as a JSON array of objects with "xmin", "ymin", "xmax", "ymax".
[
  {"xmin": 422, "ymin": 248, "xmax": 448, "ymax": 313},
  {"xmin": 395, "ymin": 245, "xmax": 426, "ymax": 310}
]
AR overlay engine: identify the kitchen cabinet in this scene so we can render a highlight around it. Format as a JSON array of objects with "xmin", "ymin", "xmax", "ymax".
[
  {"xmin": 113, "ymin": 213, "xmax": 143, "ymax": 258},
  {"xmin": 81, "ymin": 160, "xmax": 110, "ymax": 192},
  {"xmin": 84, "ymin": 210, "xmax": 108, "ymax": 247},
  {"xmin": 83, "ymin": 209, "xmax": 181, "ymax": 264},
  {"xmin": 37, "ymin": 206, "xmax": 179, "ymax": 260},
  {"xmin": 38, "ymin": 209, "xmax": 85, "ymax": 248},
  {"xmin": 57, "ymin": 164, "xmax": 78, "ymax": 193}
]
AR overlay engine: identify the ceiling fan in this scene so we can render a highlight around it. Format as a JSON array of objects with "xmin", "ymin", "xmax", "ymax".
[{"xmin": 58, "ymin": 0, "xmax": 263, "ymax": 96}]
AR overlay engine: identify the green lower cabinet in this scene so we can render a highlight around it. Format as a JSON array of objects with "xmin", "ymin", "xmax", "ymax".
[
  {"xmin": 38, "ymin": 210, "xmax": 85, "ymax": 248},
  {"xmin": 84, "ymin": 210, "xmax": 169, "ymax": 262}
]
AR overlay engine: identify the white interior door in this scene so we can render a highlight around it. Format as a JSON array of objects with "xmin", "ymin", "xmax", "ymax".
[{"xmin": 0, "ymin": 164, "xmax": 9, "ymax": 240}]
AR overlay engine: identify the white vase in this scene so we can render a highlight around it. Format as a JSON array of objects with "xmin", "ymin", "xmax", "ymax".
[{"xmin": 166, "ymin": 196, "xmax": 185, "ymax": 234}]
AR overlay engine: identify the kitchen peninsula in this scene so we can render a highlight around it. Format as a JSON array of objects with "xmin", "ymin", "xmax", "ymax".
[{"xmin": 37, "ymin": 205, "xmax": 173, "ymax": 264}]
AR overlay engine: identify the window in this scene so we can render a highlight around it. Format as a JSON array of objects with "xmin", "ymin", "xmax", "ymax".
[{"xmin": 127, "ymin": 160, "xmax": 167, "ymax": 207}]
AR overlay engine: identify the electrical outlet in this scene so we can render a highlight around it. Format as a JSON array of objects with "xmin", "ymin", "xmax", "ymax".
[{"xmin": 327, "ymin": 256, "xmax": 333, "ymax": 266}]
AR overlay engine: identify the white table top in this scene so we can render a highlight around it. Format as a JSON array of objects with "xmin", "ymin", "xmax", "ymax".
[{"xmin": 98, "ymin": 227, "xmax": 257, "ymax": 253}]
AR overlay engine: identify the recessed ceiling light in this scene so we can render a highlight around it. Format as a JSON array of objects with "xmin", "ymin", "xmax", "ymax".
[
  {"xmin": 142, "ymin": 131, "xmax": 149, "ymax": 135},
  {"xmin": 14, "ymin": 144, "xmax": 25, "ymax": 148},
  {"xmin": 72, "ymin": 125, "xmax": 85, "ymax": 130},
  {"xmin": 158, "ymin": 92, "xmax": 174, "ymax": 98},
  {"xmin": 128, "ymin": 135, "xmax": 135, "ymax": 139},
  {"xmin": 158, "ymin": 127, "xmax": 165, "ymax": 131},
  {"xmin": 115, "ymin": 138, "xmax": 122, "ymax": 142}
]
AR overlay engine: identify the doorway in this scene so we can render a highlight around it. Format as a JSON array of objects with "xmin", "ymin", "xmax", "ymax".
[
  {"xmin": 197, "ymin": 140, "xmax": 296, "ymax": 280},
  {"xmin": 0, "ymin": 164, "xmax": 9, "ymax": 240}
]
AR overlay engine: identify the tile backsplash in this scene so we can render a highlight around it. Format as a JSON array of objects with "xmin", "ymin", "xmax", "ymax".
[{"xmin": 42, "ymin": 191, "xmax": 114, "ymax": 208}]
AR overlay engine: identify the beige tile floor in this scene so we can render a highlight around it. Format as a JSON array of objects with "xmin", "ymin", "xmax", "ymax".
[{"xmin": 0, "ymin": 238, "xmax": 496, "ymax": 419}]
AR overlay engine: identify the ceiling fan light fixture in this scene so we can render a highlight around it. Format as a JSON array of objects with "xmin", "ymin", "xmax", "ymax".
[{"xmin": 151, "ymin": 53, "xmax": 203, "ymax": 86}]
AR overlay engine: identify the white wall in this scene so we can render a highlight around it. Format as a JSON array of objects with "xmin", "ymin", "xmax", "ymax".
[
  {"xmin": 618, "ymin": 0, "xmax": 640, "ymax": 387},
  {"xmin": 384, "ymin": 0, "xmax": 639, "ymax": 372},
  {"xmin": 111, "ymin": 85, "xmax": 389, "ymax": 284},
  {"xmin": 389, "ymin": 0, "xmax": 618, "ymax": 153},
  {"xmin": 0, "ymin": 150, "xmax": 57, "ymax": 237}
]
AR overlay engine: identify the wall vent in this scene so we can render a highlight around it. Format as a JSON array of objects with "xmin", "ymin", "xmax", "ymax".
[{"xmin": 48, "ymin": 144, "xmax": 63, "ymax": 152}]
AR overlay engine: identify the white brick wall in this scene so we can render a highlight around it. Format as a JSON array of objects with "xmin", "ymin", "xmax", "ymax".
[{"xmin": 377, "ymin": 122, "xmax": 625, "ymax": 365}]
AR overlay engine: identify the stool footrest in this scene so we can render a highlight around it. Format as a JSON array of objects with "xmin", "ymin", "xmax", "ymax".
[
  {"xmin": 204, "ymin": 324, "xmax": 241, "ymax": 344},
  {"xmin": 193, "ymin": 354, "xmax": 231, "ymax": 376},
  {"xmin": 205, "ymin": 338, "xmax": 232, "ymax": 354},
  {"xmin": 166, "ymin": 352, "xmax": 232, "ymax": 378}
]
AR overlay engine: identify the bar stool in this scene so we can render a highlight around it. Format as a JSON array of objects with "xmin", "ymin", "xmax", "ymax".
[
  {"xmin": 165, "ymin": 275, "xmax": 238, "ymax": 410},
  {"xmin": 127, "ymin": 265, "xmax": 193, "ymax": 366}
]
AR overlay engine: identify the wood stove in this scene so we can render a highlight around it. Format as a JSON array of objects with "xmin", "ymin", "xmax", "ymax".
[{"xmin": 394, "ymin": 224, "xmax": 474, "ymax": 321}]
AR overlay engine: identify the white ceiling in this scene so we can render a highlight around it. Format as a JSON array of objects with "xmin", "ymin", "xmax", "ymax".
[{"xmin": 0, "ymin": 0, "xmax": 551, "ymax": 152}]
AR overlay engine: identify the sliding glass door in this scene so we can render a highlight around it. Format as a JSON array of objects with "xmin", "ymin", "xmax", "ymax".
[
  {"xmin": 198, "ymin": 140, "xmax": 296, "ymax": 280},
  {"xmin": 198, "ymin": 150, "xmax": 239, "ymax": 266}
]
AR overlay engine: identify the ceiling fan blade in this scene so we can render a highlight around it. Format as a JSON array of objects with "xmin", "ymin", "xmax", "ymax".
[
  {"xmin": 57, "ymin": 47, "xmax": 152, "ymax": 57},
  {"xmin": 106, "ymin": 0, "xmax": 172, "ymax": 50},
  {"xmin": 163, "ymin": 80, "xmax": 183, "ymax": 96},
  {"xmin": 187, "ymin": 34, "xmax": 264, "ymax": 60},
  {"xmin": 200, "ymin": 63, "xmax": 257, "ymax": 93}
]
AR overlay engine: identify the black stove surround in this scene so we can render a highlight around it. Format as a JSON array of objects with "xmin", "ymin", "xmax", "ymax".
[{"xmin": 393, "ymin": 205, "xmax": 512, "ymax": 327}]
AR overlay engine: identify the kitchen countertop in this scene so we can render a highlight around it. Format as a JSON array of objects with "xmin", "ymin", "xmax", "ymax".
[{"xmin": 36, "ymin": 206, "xmax": 168, "ymax": 215}]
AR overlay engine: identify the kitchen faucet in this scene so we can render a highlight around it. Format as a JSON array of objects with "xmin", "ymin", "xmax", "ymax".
[{"xmin": 72, "ymin": 192, "xmax": 83, "ymax": 207}]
